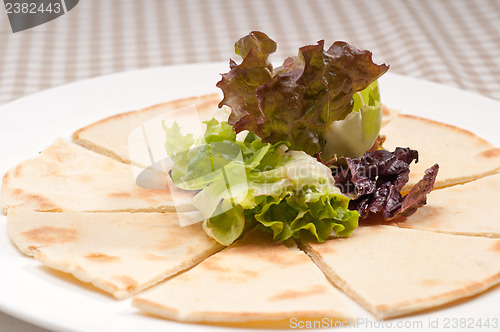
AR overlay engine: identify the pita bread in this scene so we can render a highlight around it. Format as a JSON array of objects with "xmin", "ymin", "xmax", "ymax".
[
  {"xmin": 381, "ymin": 104, "xmax": 399, "ymax": 126},
  {"xmin": 133, "ymin": 229, "xmax": 356, "ymax": 325},
  {"xmin": 1, "ymin": 138, "xmax": 195, "ymax": 214},
  {"xmin": 72, "ymin": 94, "xmax": 221, "ymax": 166},
  {"xmin": 380, "ymin": 114, "xmax": 500, "ymax": 191},
  {"xmin": 7, "ymin": 207, "xmax": 223, "ymax": 299},
  {"xmin": 395, "ymin": 173, "xmax": 500, "ymax": 237},
  {"xmin": 301, "ymin": 225, "xmax": 500, "ymax": 319}
]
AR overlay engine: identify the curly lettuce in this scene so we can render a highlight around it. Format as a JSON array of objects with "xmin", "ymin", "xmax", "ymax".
[
  {"xmin": 164, "ymin": 118, "xmax": 358, "ymax": 246},
  {"xmin": 217, "ymin": 31, "xmax": 389, "ymax": 157}
]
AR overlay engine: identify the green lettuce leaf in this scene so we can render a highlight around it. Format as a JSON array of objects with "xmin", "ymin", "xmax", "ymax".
[
  {"xmin": 164, "ymin": 118, "xmax": 358, "ymax": 245},
  {"xmin": 202, "ymin": 204, "xmax": 246, "ymax": 246},
  {"xmin": 217, "ymin": 32, "xmax": 389, "ymax": 157},
  {"xmin": 323, "ymin": 80, "xmax": 382, "ymax": 159}
]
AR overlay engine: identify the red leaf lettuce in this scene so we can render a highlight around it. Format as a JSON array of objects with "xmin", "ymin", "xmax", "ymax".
[{"xmin": 217, "ymin": 31, "xmax": 389, "ymax": 156}]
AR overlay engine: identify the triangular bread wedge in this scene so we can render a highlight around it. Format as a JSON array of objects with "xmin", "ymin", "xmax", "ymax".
[
  {"xmin": 133, "ymin": 229, "xmax": 356, "ymax": 325},
  {"xmin": 380, "ymin": 114, "xmax": 500, "ymax": 191},
  {"xmin": 7, "ymin": 208, "xmax": 223, "ymax": 299},
  {"xmin": 72, "ymin": 94, "xmax": 220, "ymax": 165},
  {"xmin": 1, "ymin": 138, "xmax": 195, "ymax": 214},
  {"xmin": 396, "ymin": 173, "xmax": 500, "ymax": 237},
  {"xmin": 301, "ymin": 225, "xmax": 500, "ymax": 319}
]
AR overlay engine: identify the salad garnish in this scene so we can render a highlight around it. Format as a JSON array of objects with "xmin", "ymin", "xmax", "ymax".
[
  {"xmin": 217, "ymin": 31, "xmax": 389, "ymax": 158},
  {"xmin": 164, "ymin": 119, "xmax": 358, "ymax": 246},
  {"xmin": 331, "ymin": 148, "xmax": 439, "ymax": 220}
]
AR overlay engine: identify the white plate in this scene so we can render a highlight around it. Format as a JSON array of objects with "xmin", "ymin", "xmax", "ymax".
[{"xmin": 0, "ymin": 63, "xmax": 499, "ymax": 332}]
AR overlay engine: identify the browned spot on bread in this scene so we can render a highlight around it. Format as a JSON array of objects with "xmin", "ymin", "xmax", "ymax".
[
  {"xmin": 421, "ymin": 279, "xmax": 443, "ymax": 287},
  {"xmin": 12, "ymin": 188, "xmax": 22, "ymax": 195},
  {"xmin": 268, "ymin": 285, "xmax": 327, "ymax": 302},
  {"xmin": 187, "ymin": 244, "xmax": 202, "ymax": 256},
  {"xmin": 73, "ymin": 264, "xmax": 87, "ymax": 275},
  {"xmin": 230, "ymin": 242, "xmax": 307, "ymax": 267},
  {"xmin": 85, "ymin": 253, "xmax": 121, "ymax": 262},
  {"xmin": 27, "ymin": 245, "xmax": 39, "ymax": 253},
  {"xmin": 77, "ymin": 174, "xmax": 92, "ymax": 182},
  {"xmin": 227, "ymin": 231, "xmax": 307, "ymax": 266},
  {"xmin": 107, "ymin": 192, "xmax": 132, "ymax": 198},
  {"xmin": 212, "ymin": 267, "xmax": 260, "ymax": 284},
  {"xmin": 203, "ymin": 258, "xmax": 230, "ymax": 273},
  {"xmin": 312, "ymin": 243, "xmax": 336, "ymax": 255},
  {"xmin": 241, "ymin": 269, "xmax": 259, "ymax": 279},
  {"xmin": 382, "ymin": 104, "xmax": 390, "ymax": 116},
  {"xmin": 22, "ymin": 226, "xmax": 77, "ymax": 244},
  {"xmin": 262, "ymin": 249, "xmax": 307, "ymax": 266},
  {"xmin": 13, "ymin": 164, "xmax": 23, "ymax": 177},
  {"xmin": 144, "ymin": 253, "xmax": 168, "ymax": 261},
  {"xmin": 134, "ymin": 187, "xmax": 170, "ymax": 198},
  {"xmin": 23, "ymin": 193, "xmax": 57, "ymax": 210},
  {"xmin": 2, "ymin": 170, "xmax": 11, "ymax": 185},
  {"xmin": 113, "ymin": 275, "xmax": 138, "ymax": 291},
  {"xmin": 480, "ymin": 148, "xmax": 500, "ymax": 159},
  {"xmin": 489, "ymin": 241, "xmax": 500, "ymax": 253},
  {"xmin": 155, "ymin": 234, "xmax": 188, "ymax": 251}
]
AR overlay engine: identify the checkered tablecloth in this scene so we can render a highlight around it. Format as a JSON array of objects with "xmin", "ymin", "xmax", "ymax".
[
  {"xmin": 1, "ymin": 0, "xmax": 500, "ymax": 106},
  {"xmin": 1, "ymin": 0, "xmax": 499, "ymax": 331}
]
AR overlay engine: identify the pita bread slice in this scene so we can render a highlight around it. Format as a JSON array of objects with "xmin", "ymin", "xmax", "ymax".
[
  {"xmin": 301, "ymin": 225, "xmax": 500, "ymax": 319},
  {"xmin": 7, "ymin": 207, "xmax": 223, "ymax": 299},
  {"xmin": 380, "ymin": 114, "xmax": 500, "ymax": 191},
  {"xmin": 395, "ymin": 173, "xmax": 500, "ymax": 237},
  {"xmin": 72, "ymin": 94, "xmax": 220, "ymax": 165},
  {"xmin": 133, "ymin": 229, "xmax": 356, "ymax": 325},
  {"xmin": 1, "ymin": 138, "xmax": 195, "ymax": 214}
]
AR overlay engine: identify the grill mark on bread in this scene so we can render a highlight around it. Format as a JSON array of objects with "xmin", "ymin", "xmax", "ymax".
[
  {"xmin": 203, "ymin": 258, "xmax": 230, "ymax": 272},
  {"xmin": 230, "ymin": 244, "xmax": 306, "ymax": 267},
  {"xmin": 480, "ymin": 148, "xmax": 500, "ymax": 159},
  {"xmin": 2, "ymin": 171, "xmax": 10, "ymax": 185},
  {"xmin": 14, "ymin": 165, "xmax": 23, "ymax": 177},
  {"xmin": 112, "ymin": 275, "xmax": 138, "ymax": 292},
  {"xmin": 144, "ymin": 253, "xmax": 169, "ymax": 261},
  {"xmin": 308, "ymin": 242, "xmax": 336, "ymax": 255},
  {"xmin": 28, "ymin": 194, "xmax": 58, "ymax": 210},
  {"xmin": 420, "ymin": 279, "xmax": 443, "ymax": 287},
  {"xmin": 107, "ymin": 192, "xmax": 132, "ymax": 198},
  {"xmin": 155, "ymin": 232, "xmax": 191, "ymax": 250},
  {"xmin": 268, "ymin": 285, "xmax": 327, "ymax": 302},
  {"xmin": 21, "ymin": 226, "xmax": 77, "ymax": 244},
  {"xmin": 489, "ymin": 241, "xmax": 500, "ymax": 253},
  {"xmin": 382, "ymin": 104, "xmax": 390, "ymax": 116},
  {"xmin": 85, "ymin": 253, "xmax": 121, "ymax": 262}
]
